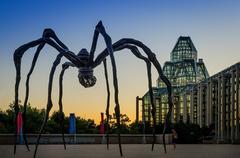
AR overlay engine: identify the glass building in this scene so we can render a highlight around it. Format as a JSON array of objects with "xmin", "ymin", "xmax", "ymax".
[
  {"xmin": 136, "ymin": 36, "xmax": 240, "ymax": 143},
  {"xmin": 188, "ymin": 62, "xmax": 240, "ymax": 143},
  {"xmin": 136, "ymin": 36, "xmax": 209, "ymax": 124}
]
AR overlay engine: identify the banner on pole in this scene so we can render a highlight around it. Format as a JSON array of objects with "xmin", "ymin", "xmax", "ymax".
[
  {"xmin": 17, "ymin": 112, "xmax": 23, "ymax": 144},
  {"xmin": 69, "ymin": 113, "xmax": 77, "ymax": 143},
  {"xmin": 69, "ymin": 113, "xmax": 76, "ymax": 134},
  {"xmin": 100, "ymin": 112, "xmax": 104, "ymax": 134}
]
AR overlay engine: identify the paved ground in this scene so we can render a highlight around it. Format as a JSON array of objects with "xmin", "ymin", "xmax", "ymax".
[{"xmin": 0, "ymin": 144, "xmax": 240, "ymax": 158}]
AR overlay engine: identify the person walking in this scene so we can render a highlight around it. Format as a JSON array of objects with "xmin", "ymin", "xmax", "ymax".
[{"xmin": 172, "ymin": 128, "xmax": 178, "ymax": 150}]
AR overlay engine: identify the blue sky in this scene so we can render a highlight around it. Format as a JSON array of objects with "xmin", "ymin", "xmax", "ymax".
[{"xmin": 0, "ymin": 0, "xmax": 239, "ymax": 122}]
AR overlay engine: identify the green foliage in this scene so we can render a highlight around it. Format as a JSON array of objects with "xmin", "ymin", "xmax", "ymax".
[
  {"xmin": 45, "ymin": 111, "xmax": 67, "ymax": 134},
  {"xmin": 0, "ymin": 102, "xmax": 213, "ymax": 143},
  {"xmin": 24, "ymin": 105, "xmax": 45, "ymax": 133},
  {"xmin": 174, "ymin": 122, "xmax": 202, "ymax": 143},
  {"xmin": 0, "ymin": 110, "xmax": 11, "ymax": 133},
  {"xmin": 0, "ymin": 102, "xmax": 97, "ymax": 134},
  {"xmin": 0, "ymin": 102, "xmax": 46, "ymax": 133},
  {"xmin": 75, "ymin": 117, "xmax": 97, "ymax": 134},
  {"xmin": 129, "ymin": 121, "xmax": 141, "ymax": 134},
  {"xmin": 107, "ymin": 113, "xmax": 131, "ymax": 134}
]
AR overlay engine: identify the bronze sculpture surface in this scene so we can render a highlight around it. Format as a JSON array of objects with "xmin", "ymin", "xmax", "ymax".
[{"xmin": 13, "ymin": 21, "xmax": 173, "ymax": 158}]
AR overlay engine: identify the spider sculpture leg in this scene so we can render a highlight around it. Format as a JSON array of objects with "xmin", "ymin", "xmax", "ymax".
[
  {"xmin": 14, "ymin": 37, "xmax": 81, "ymax": 157},
  {"xmin": 95, "ymin": 21, "xmax": 123, "ymax": 156},
  {"xmin": 59, "ymin": 64, "xmax": 68, "ymax": 150},
  {"xmin": 103, "ymin": 59, "xmax": 110, "ymax": 150},
  {"xmin": 33, "ymin": 54, "xmax": 63, "ymax": 158},
  {"xmin": 95, "ymin": 43, "xmax": 157, "ymax": 151},
  {"xmin": 59, "ymin": 60, "xmax": 110, "ymax": 150},
  {"xmin": 93, "ymin": 38, "xmax": 173, "ymax": 153},
  {"xmin": 162, "ymin": 82, "xmax": 172, "ymax": 152},
  {"xmin": 103, "ymin": 46, "xmax": 155, "ymax": 151},
  {"xmin": 22, "ymin": 43, "xmax": 45, "ymax": 152},
  {"xmin": 117, "ymin": 40, "xmax": 172, "ymax": 153},
  {"xmin": 13, "ymin": 38, "xmax": 67, "ymax": 154},
  {"xmin": 58, "ymin": 62, "xmax": 75, "ymax": 150},
  {"xmin": 21, "ymin": 29, "xmax": 69, "ymax": 152},
  {"xmin": 114, "ymin": 44, "xmax": 156, "ymax": 151},
  {"xmin": 88, "ymin": 21, "xmax": 123, "ymax": 155},
  {"xmin": 89, "ymin": 22, "xmax": 111, "ymax": 150}
]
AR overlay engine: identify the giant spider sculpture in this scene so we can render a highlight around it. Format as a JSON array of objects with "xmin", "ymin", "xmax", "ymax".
[{"xmin": 13, "ymin": 21, "xmax": 173, "ymax": 158}]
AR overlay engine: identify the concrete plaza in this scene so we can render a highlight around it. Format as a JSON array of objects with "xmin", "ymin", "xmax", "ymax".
[{"xmin": 0, "ymin": 144, "xmax": 239, "ymax": 158}]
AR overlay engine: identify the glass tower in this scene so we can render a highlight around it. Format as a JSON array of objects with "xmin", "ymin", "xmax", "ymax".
[
  {"xmin": 158, "ymin": 36, "xmax": 209, "ymax": 91},
  {"xmin": 142, "ymin": 36, "xmax": 209, "ymax": 124}
]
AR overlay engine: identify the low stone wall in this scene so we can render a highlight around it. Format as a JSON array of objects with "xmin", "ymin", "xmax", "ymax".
[{"xmin": 0, "ymin": 134, "xmax": 172, "ymax": 145}]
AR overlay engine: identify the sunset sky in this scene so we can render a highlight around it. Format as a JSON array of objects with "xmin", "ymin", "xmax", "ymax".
[{"xmin": 0, "ymin": 0, "xmax": 240, "ymax": 123}]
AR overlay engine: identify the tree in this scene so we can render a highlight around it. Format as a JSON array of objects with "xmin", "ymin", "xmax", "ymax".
[
  {"xmin": 107, "ymin": 113, "xmax": 131, "ymax": 134},
  {"xmin": 23, "ymin": 104, "xmax": 45, "ymax": 133},
  {"xmin": 75, "ymin": 117, "xmax": 97, "ymax": 133},
  {"xmin": 0, "ymin": 102, "xmax": 45, "ymax": 133},
  {"xmin": 45, "ymin": 111, "xmax": 67, "ymax": 134},
  {"xmin": 0, "ymin": 110, "xmax": 12, "ymax": 133}
]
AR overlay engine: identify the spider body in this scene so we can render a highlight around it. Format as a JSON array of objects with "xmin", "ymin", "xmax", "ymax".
[
  {"xmin": 77, "ymin": 48, "xmax": 96, "ymax": 87},
  {"xmin": 13, "ymin": 21, "xmax": 173, "ymax": 158}
]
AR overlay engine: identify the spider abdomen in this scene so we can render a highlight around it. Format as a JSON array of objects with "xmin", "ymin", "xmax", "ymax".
[{"xmin": 78, "ymin": 67, "xmax": 96, "ymax": 88}]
